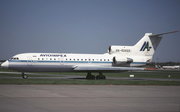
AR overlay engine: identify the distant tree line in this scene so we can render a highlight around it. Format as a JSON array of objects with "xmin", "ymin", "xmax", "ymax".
[{"xmin": 147, "ymin": 62, "xmax": 180, "ymax": 68}]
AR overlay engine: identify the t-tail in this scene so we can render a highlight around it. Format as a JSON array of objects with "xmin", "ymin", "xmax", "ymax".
[
  {"xmin": 134, "ymin": 31, "xmax": 178, "ymax": 57},
  {"xmin": 109, "ymin": 31, "xmax": 178, "ymax": 66}
]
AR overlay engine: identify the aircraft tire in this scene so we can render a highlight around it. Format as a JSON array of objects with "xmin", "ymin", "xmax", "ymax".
[
  {"xmin": 96, "ymin": 76, "xmax": 99, "ymax": 80},
  {"xmin": 96, "ymin": 76, "xmax": 106, "ymax": 80},
  {"xmin": 22, "ymin": 74, "xmax": 28, "ymax": 79},
  {"xmin": 86, "ymin": 75, "xmax": 95, "ymax": 79}
]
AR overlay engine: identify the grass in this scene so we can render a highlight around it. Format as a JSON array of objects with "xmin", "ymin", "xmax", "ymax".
[
  {"xmin": 1, "ymin": 71, "xmax": 180, "ymax": 79},
  {"xmin": 0, "ymin": 68, "xmax": 17, "ymax": 72},
  {"xmin": 1, "ymin": 67, "xmax": 180, "ymax": 78},
  {"xmin": 0, "ymin": 68, "xmax": 180, "ymax": 85},
  {"xmin": 62, "ymin": 71, "xmax": 180, "ymax": 79}
]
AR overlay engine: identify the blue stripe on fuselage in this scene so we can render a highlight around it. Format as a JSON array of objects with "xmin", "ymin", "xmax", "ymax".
[{"xmin": 8, "ymin": 60, "xmax": 146, "ymax": 65}]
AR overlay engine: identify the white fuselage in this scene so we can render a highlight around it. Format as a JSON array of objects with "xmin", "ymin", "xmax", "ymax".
[{"xmin": 3, "ymin": 53, "xmax": 146, "ymax": 72}]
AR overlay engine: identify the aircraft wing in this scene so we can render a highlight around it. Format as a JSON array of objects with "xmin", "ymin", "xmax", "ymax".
[{"xmin": 73, "ymin": 65, "xmax": 145, "ymax": 71}]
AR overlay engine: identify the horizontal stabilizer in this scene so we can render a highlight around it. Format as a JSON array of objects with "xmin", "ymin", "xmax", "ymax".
[{"xmin": 149, "ymin": 31, "xmax": 178, "ymax": 37}]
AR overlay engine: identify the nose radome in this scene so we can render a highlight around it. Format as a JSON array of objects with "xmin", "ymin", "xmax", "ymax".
[{"xmin": 1, "ymin": 60, "xmax": 9, "ymax": 69}]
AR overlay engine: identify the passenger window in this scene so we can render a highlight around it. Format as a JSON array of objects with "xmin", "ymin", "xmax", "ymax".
[
  {"xmin": 81, "ymin": 59, "xmax": 83, "ymax": 61},
  {"xmin": 100, "ymin": 59, "xmax": 102, "ymax": 61},
  {"xmin": 104, "ymin": 59, "xmax": 106, "ymax": 61}
]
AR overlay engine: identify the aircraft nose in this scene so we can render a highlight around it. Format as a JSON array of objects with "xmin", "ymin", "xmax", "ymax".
[{"xmin": 1, "ymin": 60, "xmax": 9, "ymax": 69}]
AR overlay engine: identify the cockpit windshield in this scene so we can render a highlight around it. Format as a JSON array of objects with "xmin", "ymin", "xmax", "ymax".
[{"xmin": 10, "ymin": 57, "xmax": 19, "ymax": 60}]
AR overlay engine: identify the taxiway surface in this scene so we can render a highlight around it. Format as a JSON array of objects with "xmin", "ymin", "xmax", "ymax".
[{"xmin": 0, "ymin": 85, "xmax": 179, "ymax": 112}]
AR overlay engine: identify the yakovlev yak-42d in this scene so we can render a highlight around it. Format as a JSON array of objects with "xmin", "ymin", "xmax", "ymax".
[{"xmin": 1, "ymin": 31, "xmax": 178, "ymax": 79}]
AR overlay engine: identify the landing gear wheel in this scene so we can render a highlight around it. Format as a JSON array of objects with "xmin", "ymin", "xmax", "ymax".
[
  {"xmin": 102, "ymin": 76, "xmax": 106, "ymax": 79},
  {"xmin": 96, "ymin": 73, "xmax": 106, "ymax": 80},
  {"xmin": 22, "ymin": 74, "xmax": 28, "ymax": 79},
  {"xmin": 86, "ymin": 75, "xmax": 95, "ymax": 79},
  {"xmin": 96, "ymin": 75, "xmax": 106, "ymax": 80},
  {"xmin": 96, "ymin": 76, "xmax": 99, "ymax": 79},
  {"xmin": 86, "ymin": 72, "xmax": 95, "ymax": 79}
]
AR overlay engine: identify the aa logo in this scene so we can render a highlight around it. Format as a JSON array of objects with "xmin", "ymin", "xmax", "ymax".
[{"xmin": 140, "ymin": 41, "xmax": 152, "ymax": 51}]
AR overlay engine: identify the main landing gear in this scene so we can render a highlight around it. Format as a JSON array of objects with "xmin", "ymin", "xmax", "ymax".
[
  {"xmin": 22, "ymin": 72, "xmax": 28, "ymax": 79},
  {"xmin": 86, "ymin": 72, "xmax": 95, "ymax": 79},
  {"xmin": 96, "ymin": 72, "xmax": 106, "ymax": 79},
  {"xmin": 86, "ymin": 72, "xmax": 106, "ymax": 80}
]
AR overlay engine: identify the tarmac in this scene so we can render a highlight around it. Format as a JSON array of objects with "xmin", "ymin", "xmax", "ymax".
[{"xmin": 0, "ymin": 85, "xmax": 180, "ymax": 112}]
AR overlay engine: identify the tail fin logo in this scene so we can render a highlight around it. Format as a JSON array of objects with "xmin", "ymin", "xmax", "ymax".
[{"xmin": 140, "ymin": 41, "xmax": 152, "ymax": 51}]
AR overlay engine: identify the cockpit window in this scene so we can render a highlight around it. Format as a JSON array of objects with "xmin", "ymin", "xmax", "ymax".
[{"xmin": 10, "ymin": 57, "xmax": 19, "ymax": 60}]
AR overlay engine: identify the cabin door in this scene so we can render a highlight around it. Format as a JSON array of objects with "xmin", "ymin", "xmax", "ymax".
[
  {"xmin": 27, "ymin": 57, "xmax": 32, "ymax": 65},
  {"xmin": 60, "ymin": 54, "xmax": 64, "ymax": 65}
]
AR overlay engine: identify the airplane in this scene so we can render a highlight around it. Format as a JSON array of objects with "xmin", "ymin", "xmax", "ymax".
[{"xmin": 1, "ymin": 31, "xmax": 178, "ymax": 79}]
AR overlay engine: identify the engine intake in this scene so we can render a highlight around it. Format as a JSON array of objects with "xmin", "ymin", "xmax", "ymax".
[{"xmin": 108, "ymin": 46, "xmax": 118, "ymax": 54}]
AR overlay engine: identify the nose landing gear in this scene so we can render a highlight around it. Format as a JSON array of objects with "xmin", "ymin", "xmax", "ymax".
[{"xmin": 22, "ymin": 72, "xmax": 28, "ymax": 79}]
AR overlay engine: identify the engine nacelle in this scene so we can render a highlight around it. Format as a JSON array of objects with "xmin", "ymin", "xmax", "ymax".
[{"xmin": 113, "ymin": 57, "xmax": 133, "ymax": 66}]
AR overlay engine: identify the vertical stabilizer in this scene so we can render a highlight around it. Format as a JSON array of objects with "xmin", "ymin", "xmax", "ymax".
[
  {"xmin": 134, "ymin": 33, "xmax": 160, "ymax": 56},
  {"xmin": 134, "ymin": 31, "xmax": 178, "ymax": 57}
]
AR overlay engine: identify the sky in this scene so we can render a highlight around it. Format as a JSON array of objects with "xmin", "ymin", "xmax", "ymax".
[{"xmin": 0, "ymin": 0, "xmax": 180, "ymax": 62}]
